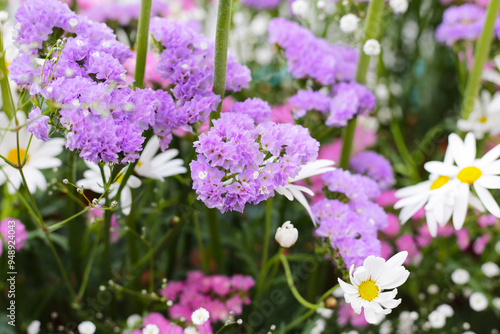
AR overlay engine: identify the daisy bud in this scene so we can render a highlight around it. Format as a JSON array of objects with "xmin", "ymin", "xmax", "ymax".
[
  {"xmin": 78, "ymin": 321, "xmax": 96, "ymax": 334},
  {"xmin": 191, "ymin": 307, "xmax": 210, "ymax": 325},
  {"xmin": 62, "ymin": 179, "xmax": 69, "ymax": 184},
  {"xmin": 275, "ymin": 221, "xmax": 298, "ymax": 248},
  {"xmin": 339, "ymin": 14, "xmax": 359, "ymax": 34},
  {"xmin": 363, "ymin": 39, "xmax": 381, "ymax": 56}
]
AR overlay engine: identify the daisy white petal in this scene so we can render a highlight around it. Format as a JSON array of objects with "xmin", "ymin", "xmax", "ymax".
[
  {"xmin": 474, "ymin": 184, "xmax": 500, "ymax": 217},
  {"xmin": 452, "ymin": 183, "xmax": 470, "ymax": 230}
]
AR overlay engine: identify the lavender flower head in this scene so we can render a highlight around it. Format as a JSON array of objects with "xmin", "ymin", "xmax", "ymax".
[
  {"xmin": 312, "ymin": 199, "xmax": 381, "ymax": 267},
  {"xmin": 226, "ymin": 97, "xmax": 272, "ymax": 123},
  {"xmin": 27, "ymin": 107, "xmax": 50, "ymax": 141},
  {"xmin": 322, "ymin": 168, "xmax": 381, "ymax": 201},
  {"xmin": 241, "ymin": 0, "xmax": 281, "ymax": 10},
  {"xmin": 289, "ymin": 90, "xmax": 331, "ymax": 119},
  {"xmin": 436, "ymin": 4, "xmax": 485, "ymax": 45},
  {"xmin": 190, "ymin": 113, "xmax": 319, "ymax": 213},
  {"xmin": 268, "ymin": 18, "xmax": 358, "ymax": 84},
  {"xmin": 350, "ymin": 151, "xmax": 395, "ymax": 190}
]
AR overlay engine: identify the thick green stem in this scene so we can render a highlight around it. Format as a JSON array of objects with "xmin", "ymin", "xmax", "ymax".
[
  {"xmin": 0, "ymin": 27, "xmax": 15, "ymax": 118},
  {"xmin": 338, "ymin": 0, "xmax": 385, "ymax": 169},
  {"xmin": 66, "ymin": 152, "xmax": 84, "ymax": 281},
  {"xmin": 134, "ymin": 0, "xmax": 152, "ymax": 89},
  {"xmin": 211, "ymin": 0, "xmax": 233, "ymax": 120},
  {"xmin": 207, "ymin": 208, "xmax": 224, "ymax": 272},
  {"xmin": 256, "ymin": 198, "xmax": 273, "ymax": 298},
  {"xmin": 461, "ymin": 0, "xmax": 500, "ymax": 119}
]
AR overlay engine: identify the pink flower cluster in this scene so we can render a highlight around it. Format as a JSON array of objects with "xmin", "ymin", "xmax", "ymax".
[
  {"xmin": 131, "ymin": 313, "xmax": 185, "ymax": 334},
  {"xmin": 161, "ymin": 271, "xmax": 254, "ymax": 327},
  {"xmin": 0, "ymin": 218, "xmax": 29, "ymax": 257}
]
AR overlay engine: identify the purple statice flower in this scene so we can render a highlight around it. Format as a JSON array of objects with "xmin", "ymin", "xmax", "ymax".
[
  {"xmin": 288, "ymin": 90, "xmax": 331, "ymax": 119},
  {"xmin": 80, "ymin": 0, "xmax": 167, "ymax": 26},
  {"xmin": 227, "ymin": 97, "xmax": 272, "ymax": 124},
  {"xmin": 7, "ymin": 54, "xmax": 37, "ymax": 86},
  {"xmin": 349, "ymin": 199, "xmax": 388, "ymax": 230},
  {"xmin": 27, "ymin": 107, "xmax": 50, "ymax": 141},
  {"xmin": 190, "ymin": 113, "xmax": 319, "ymax": 213},
  {"xmin": 327, "ymin": 82, "xmax": 376, "ymax": 127},
  {"xmin": 312, "ymin": 199, "xmax": 381, "ymax": 268},
  {"xmin": 436, "ymin": 4, "xmax": 485, "ymax": 46},
  {"xmin": 241, "ymin": 0, "xmax": 281, "ymax": 10},
  {"xmin": 226, "ymin": 53, "xmax": 252, "ymax": 92},
  {"xmin": 268, "ymin": 18, "xmax": 358, "ymax": 84},
  {"xmin": 350, "ymin": 151, "xmax": 395, "ymax": 190},
  {"xmin": 322, "ymin": 168, "xmax": 381, "ymax": 201}
]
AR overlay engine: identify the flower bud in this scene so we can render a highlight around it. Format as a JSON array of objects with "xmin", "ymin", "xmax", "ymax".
[{"xmin": 275, "ymin": 221, "xmax": 298, "ymax": 248}]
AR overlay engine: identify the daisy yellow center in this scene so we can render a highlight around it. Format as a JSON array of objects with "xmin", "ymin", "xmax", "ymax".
[
  {"xmin": 358, "ymin": 279, "xmax": 379, "ymax": 301},
  {"xmin": 479, "ymin": 116, "xmax": 488, "ymax": 123},
  {"xmin": 457, "ymin": 166, "xmax": 482, "ymax": 185},
  {"xmin": 430, "ymin": 175, "xmax": 450, "ymax": 190},
  {"xmin": 7, "ymin": 148, "xmax": 28, "ymax": 165},
  {"xmin": 115, "ymin": 173, "xmax": 124, "ymax": 184},
  {"xmin": 137, "ymin": 161, "xmax": 143, "ymax": 168}
]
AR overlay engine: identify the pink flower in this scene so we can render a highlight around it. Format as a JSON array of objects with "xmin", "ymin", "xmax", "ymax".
[
  {"xmin": 384, "ymin": 214, "xmax": 401, "ymax": 237},
  {"xmin": 473, "ymin": 234, "xmax": 490, "ymax": 254},
  {"xmin": 271, "ymin": 103, "xmax": 294, "ymax": 124},
  {"xmin": 230, "ymin": 275, "xmax": 255, "ymax": 291},
  {"xmin": 380, "ymin": 241, "xmax": 394, "ymax": 260},
  {"xmin": 0, "ymin": 218, "xmax": 28, "ymax": 251},
  {"xmin": 376, "ymin": 190, "xmax": 398, "ymax": 207},
  {"xmin": 210, "ymin": 275, "xmax": 231, "ymax": 296},
  {"xmin": 478, "ymin": 213, "xmax": 498, "ymax": 227},
  {"xmin": 225, "ymin": 294, "xmax": 243, "ymax": 314},
  {"xmin": 221, "ymin": 96, "xmax": 237, "ymax": 112},
  {"xmin": 123, "ymin": 52, "xmax": 166, "ymax": 89},
  {"xmin": 142, "ymin": 313, "xmax": 184, "ymax": 334},
  {"xmin": 396, "ymin": 234, "xmax": 420, "ymax": 265},
  {"xmin": 337, "ymin": 302, "xmax": 370, "ymax": 328},
  {"xmin": 87, "ymin": 208, "xmax": 120, "ymax": 243},
  {"xmin": 456, "ymin": 228, "xmax": 470, "ymax": 251}
]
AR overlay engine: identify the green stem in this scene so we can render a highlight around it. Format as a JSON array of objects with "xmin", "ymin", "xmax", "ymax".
[
  {"xmin": 193, "ymin": 212, "xmax": 210, "ymax": 273},
  {"xmin": 256, "ymin": 198, "xmax": 273, "ymax": 298},
  {"xmin": 0, "ymin": 27, "xmax": 15, "ymax": 118},
  {"xmin": 338, "ymin": 0, "xmax": 385, "ymax": 169},
  {"xmin": 279, "ymin": 253, "xmax": 320, "ymax": 310},
  {"xmin": 390, "ymin": 116, "xmax": 420, "ymax": 183},
  {"xmin": 48, "ymin": 207, "xmax": 91, "ymax": 232},
  {"xmin": 77, "ymin": 234, "xmax": 100, "ymax": 302},
  {"xmin": 126, "ymin": 198, "xmax": 139, "ymax": 266},
  {"xmin": 461, "ymin": 0, "xmax": 500, "ymax": 120},
  {"xmin": 211, "ymin": 0, "xmax": 233, "ymax": 120},
  {"xmin": 207, "ymin": 208, "xmax": 224, "ymax": 272},
  {"xmin": 134, "ymin": 0, "xmax": 153, "ymax": 89}
]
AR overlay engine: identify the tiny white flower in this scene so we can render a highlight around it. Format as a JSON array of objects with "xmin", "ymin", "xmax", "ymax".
[
  {"xmin": 142, "ymin": 324, "xmax": 160, "ymax": 334},
  {"xmin": 275, "ymin": 221, "xmax": 299, "ymax": 248},
  {"xmin": 428, "ymin": 310, "xmax": 446, "ymax": 329},
  {"xmin": 339, "ymin": 14, "xmax": 359, "ymax": 33},
  {"xmin": 469, "ymin": 292, "xmax": 488, "ymax": 311},
  {"xmin": 191, "ymin": 307, "xmax": 210, "ymax": 325},
  {"xmin": 363, "ymin": 39, "xmax": 381, "ymax": 56},
  {"xmin": 451, "ymin": 268, "xmax": 470, "ymax": 285},
  {"xmin": 69, "ymin": 18, "xmax": 78, "ymax": 28},
  {"xmin": 338, "ymin": 251, "xmax": 410, "ymax": 324},
  {"xmin": 291, "ymin": 0, "xmax": 309, "ymax": 18},
  {"xmin": 492, "ymin": 297, "xmax": 500, "ymax": 310},
  {"xmin": 481, "ymin": 261, "xmax": 499, "ymax": 277},
  {"xmin": 427, "ymin": 284, "xmax": 439, "ymax": 295},
  {"xmin": 437, "ymin": 304, "xmax": 454, "ymax": 317},
  {"xmin": 310, "ymin": 318, "xmax": 326, "ymax": 334},
  {"xmin": 316, "ymin": 307, "xmax": 333, "ymax": 319},
  {"xmin": 78, "ymin": 321, "xmax": 96, "ymax": 334},
  {"xmin": 389, "ymin": 0, "xmax": 409, "ymax": 14},
  {"xmin": 27, "ymin": 320, "xmax": 41, "ymax": 334},
  {"xmin": 457, "ymin": 91, "xmax": 500, "ymax": 139},
  {"xmin": 184, "ymin": 326, "xmax": 198, "ymax": 334},
  {"xmin": 126, "ymin": 314, "xmax": 142, "ymax": 328}
]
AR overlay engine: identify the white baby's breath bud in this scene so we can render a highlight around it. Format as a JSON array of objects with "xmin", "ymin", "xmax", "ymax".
[
  {"xmin": 469, "ymin": 292, "xmax": 488, "ymax": 311},
  {"xmin": 99, "ymin": 285, "xmax": 106, "ymax": 291},
  {"xmin": 451, "ymin": 268, "xmax": 470, "ymax": 285},
  {"xmin": 126, "ymin": 314, "xmax": 142, "ymax": 328},
  {"xmin": 390, "ymin": 0, "xmax": 409, "ymax": 14},
  {"xmin": 237, "ymin": 319, "xmax": 243, "ymax": 325},
  {"xmin": 102, "ymin": 41, "xmax": 111, "ymax": 48},
  {"xmin": 141, "ymin": 289, "xmax": 147, "ymax": 295},
  {"xmin": 62, "ymin": 179, "xmax": 69, "ymax": 184},
  {"xmin": 291, "ymin": 0, "xmax": 309, "ymax": 18},
  {"xmin": 198, "ymin": 171, "xmax": 208, "ymax": 180},
  {"xmin": 77, "ymin": 187, "xmax": 84, "ymax": 194},
  {"xmin": 71, "ymin": 99, "xmax": 81, "ymax": 107},
  {"xmin": 65, "ymin": 68, "xmax": 74, "ymax": 78},
  {"xmin": 167, "ymin": 300, "xmax": 173, "ymax": 307},
  {"xmin": 27, "ymin": 320, "xmax": 41, "ymax": 334},
  {"xmin": 339, "ymin": 14, "xmax": 359, "ymax": 33},
  {"xmin": 78, "ymin": 321, "xmax": 96, "ymax": 334},
  {"xmin": 363, "ymin": 39, "xmax": 381, "ymax": 56},
  {"xmin": 111, "ymin": 200, "xmax": 118, "ymax": 208},
  {"xmin": 270, "ymin": 324, "xmax": 276, "ymax": 331},
  {"xmin": 0, "ymin": 11, "xmax": 9, "ymax": 22},
  {"xmin": 96, "ymin": 312, "xmax": 102, "ymax": 319},
  {"xmin": 275, "ymin": 221, "xmax": 298, "ymax": 248},
  {"xmin": 481, "ymin": 262, "xmax": 499, "ymax": 277},
  {"xmin": 47, "ymin": 86, "xmax": 54, "ymax": 93},
  {"xmin": 191, "ymin": 307, "xmax": 210, "ymax": 325}
]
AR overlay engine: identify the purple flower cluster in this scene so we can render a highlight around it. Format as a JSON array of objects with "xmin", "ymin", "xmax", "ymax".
[
  {"xmin": 226, "ymin": 97, "xmax": 272, "ymax": 123},
  {"xmin": 151, "ymin": 18, "xmax": 251, "ymax": 103},
  {"xmin": 241, "ymin": 0, "xmax": 281, "ymax": 10},
  {"xmin": 161, "ymin": 271, "xmax": 255, "ymax": 326},
  {"xmin": 313, "ymin": 199, "xmax": 381, "ymax": 268},
  {"xmin": 436, "ymin": 4, "xmax": 486, "ymax": 45},
  {"xmin": 268, "ymin": 18, "xmax": 358, "ymax": 84},
  {"xmin": 190, "ymin": 113, "xmax": 319, "ymax": 213},
  {"xmin": 350, "ymin": 151, "xmax": 395, "ymax": 190},
  {"xmin": 81, "ymin": 0, "xmax": 167, "ymax": 26},
  {"xmin": 289, "ymin": 83, "xmax": 376, "ymax": 127},
  {"xmin": 314, "ymin": 167, "xmax": 390, "ymax": 267},
  {"xmin": 27, "ymin": 107, "xmax": 50, "ymax": 141}
]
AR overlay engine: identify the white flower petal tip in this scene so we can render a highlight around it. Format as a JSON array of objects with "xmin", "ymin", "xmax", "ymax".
[
  {"xmin": 275, "ymin": 221, "xmax": 298, "ymax": 248},
  {"xmin": 338, "ymin": 252, "xmax": 410, "ymax": 324}
]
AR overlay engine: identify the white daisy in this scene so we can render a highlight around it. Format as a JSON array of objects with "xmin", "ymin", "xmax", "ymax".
[
  {"xmin": 0, "ymin": 112, "xmax": 64, "ymax": 194},
  {"xmin": 77, "ymin": 161, "xmax": 141, "ymax": 215},
  {"xmin": 134, "ymin": 135, "xmax": 187, "ymax": 181},
  {"xmin": 424, "ymin": 132, "xmax": 500, "ymax": 230},
  {"xmin": 276, "ymin": 159, "xmax": 335, "ymax": 225},
  {"xmin": 338, "ymin": 251, "xmax": 410, "ymax": 324},
  {"xmin": 482, "ymin": 54, "xmax": 500, "ymax": 86},
  {"xmin": 457, "ymin": 91, "xmax": 500, "ymax": 139}
]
